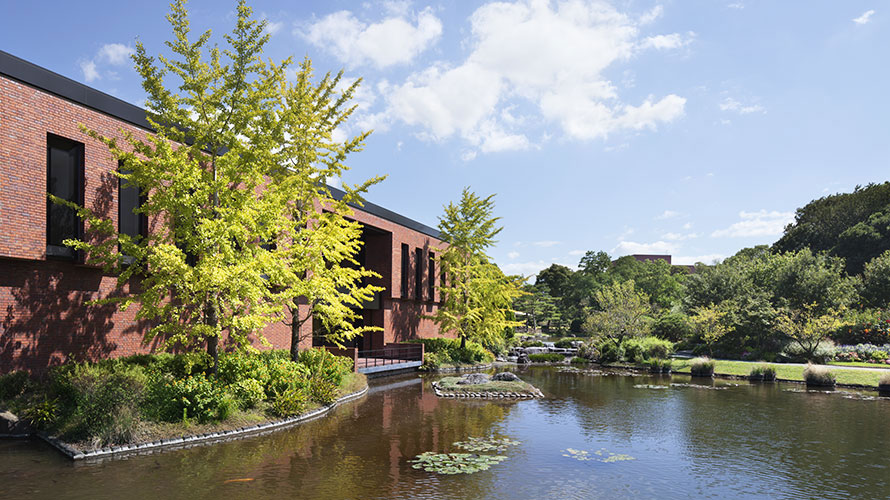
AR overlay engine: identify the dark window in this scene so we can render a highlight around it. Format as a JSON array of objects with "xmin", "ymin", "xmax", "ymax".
[
  {"xmin": 415, "ymin": 248, "xmax": 423, "ymax": 300},
  {"xmin": 118, "ymin": 163, "xmax": 145, "ymax": 241},
  {"xmin": 428, "ymin": 252, "xmax": 435, "ymax": 301},
  {"xmin": 401, "ymin": 243, "xmax": 409, "ymax": 298},
  {"xmin": 46, "ymin": 134, "xmax": 84, "ymax": 259}
]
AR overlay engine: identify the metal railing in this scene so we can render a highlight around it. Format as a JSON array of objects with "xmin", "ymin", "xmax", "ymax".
[{"xmin": 357, "ymin": 344, "xmax": 423, "ymax": 369}]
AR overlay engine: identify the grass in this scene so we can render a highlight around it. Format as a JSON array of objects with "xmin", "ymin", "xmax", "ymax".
[
  {"xmin": 749, "ymin": 364, "xmax": 777, "ymax": 381},
  {"xmin": 528, "ymin": 353, "xmax": 566, "ymax": 363},
  {"xmin": 436, "ymin": 376, "xmax": 538, "ymax": 395},
  {"xmin": 879, "ymin": 373, "xmax": 890, "ymax": 389},
  {"xmin": 803, "ymin": 364, "xmax": 836, "ymax": 386},
  {"xmin": 670, "ymin": 359, "xmax": 886, "ymax": 387},
  {"xmin": 828, "ymin": 361, "xmax": 890, "ymax": 369},
  {"xmin": 690, "ymin": 357, "xmax": 716, "ymax": 377}
]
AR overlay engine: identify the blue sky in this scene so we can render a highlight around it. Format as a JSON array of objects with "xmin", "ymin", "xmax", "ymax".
[{"xmin": 2, "ymin": 1, "xmax": 888, "ymax": 276}]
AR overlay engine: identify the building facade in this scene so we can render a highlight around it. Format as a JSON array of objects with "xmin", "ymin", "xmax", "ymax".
[{"xmin": 0, "ymin": 51, "xmax": 446, "ymax": 373}]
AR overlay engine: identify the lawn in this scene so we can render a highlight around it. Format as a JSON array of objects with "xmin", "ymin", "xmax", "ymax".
[
  {"xmin": 671, "ymin": 359, "xmax": 886, "ymax": 387},
  {"xmin": 435, "ymin": 377, "xmax": 538, "ymax": 395},
  {"xmin": 828, "ymin": 361, "xmax": 890, "ymax": 369}
]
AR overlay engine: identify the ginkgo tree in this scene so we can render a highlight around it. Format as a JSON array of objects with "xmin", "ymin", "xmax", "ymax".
[
  {"xmin": 59, "ymin": 0, "xmax": 383, "ymax": 371},
  {"xmin": 432, "ymin": 188, "xmax": 523, "ymax": 351}
]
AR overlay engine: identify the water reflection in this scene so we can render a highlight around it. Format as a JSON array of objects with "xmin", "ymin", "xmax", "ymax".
[{"xmin": 1, "ymin": 367, "xmax": 889, "ymax": 499}]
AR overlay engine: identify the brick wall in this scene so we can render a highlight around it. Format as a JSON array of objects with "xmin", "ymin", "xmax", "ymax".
[{"xmin": 0, "ymin": 73, "xmax": 450, "ymax": 374}]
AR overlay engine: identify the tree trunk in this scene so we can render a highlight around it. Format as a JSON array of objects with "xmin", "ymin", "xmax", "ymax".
[
  {"xmin": 460, "ymin": 335, "xmax": 466, "ymax": 350},
  {"xmin": 205, "ymin": 301, "xmax": 219, "ymax": 375},
  {"xmin": 290, "ymin": 305, "xmax": 302, "ymax": 362}
]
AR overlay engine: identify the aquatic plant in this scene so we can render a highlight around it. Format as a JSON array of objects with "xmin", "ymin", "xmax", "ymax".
[
  {"xmin": 453, "ymin": 436, "xmax": 520, "ymax": 453},
  {"xmin": 561, "ymin": 448, "xmax": 636, "ymax": 463},
  {"xmin": 409, "ymin": 452, "xmax": 507, "ymax": 474},
  {"xmin": 878, "ymin": 372, "xmax": 890, "ymax": 390},
  {"xmin": 803, "ymin": 364, "xmax": 836, "ymax": 387},
  {"xmin": 749, "ymin": 364, "xmax": 777, "ymax": 381},
  {"xmin": 690, "ymin": 357, "xmax": 716, "ymax": 377}
]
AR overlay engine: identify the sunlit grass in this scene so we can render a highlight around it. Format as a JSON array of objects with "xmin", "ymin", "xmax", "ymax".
[{"xmin": 670, "ymin": 359, "xmax": 885, "ymax": 387}]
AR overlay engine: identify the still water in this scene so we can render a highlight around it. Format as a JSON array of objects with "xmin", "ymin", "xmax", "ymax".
[{"xmin": 1, "ymin": 366, "xmax": 889, "ymax": 499}]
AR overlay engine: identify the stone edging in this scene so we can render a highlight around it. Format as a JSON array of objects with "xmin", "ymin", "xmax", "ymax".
[
  {"xmin": 431, "ymin": 363, "xmax": 494, "ymax": 373},
  {"xmin": 431, "ymin": 381, "xmax": 544, "ymax": 399},
  {"xmin": 38, "ymin": 385, "xmax": 369, "ymax": 461}
]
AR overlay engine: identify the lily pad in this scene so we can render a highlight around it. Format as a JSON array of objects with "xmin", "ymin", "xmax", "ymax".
[
  {"xmin": 561, "ymin": 447, "xmax": 636, "ymax": 464},
  {"xmin": 453, "ymin": 436, "xmax": 521, "ymax": 453},
  {"xmin": 409, "ymin": 452, "xmax": 508, "ymax": 475}
]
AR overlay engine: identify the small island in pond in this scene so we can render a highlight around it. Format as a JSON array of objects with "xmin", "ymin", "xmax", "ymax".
[{"xmin": 433, "ymin": 372, "xmax": 544, "ymax": 399}]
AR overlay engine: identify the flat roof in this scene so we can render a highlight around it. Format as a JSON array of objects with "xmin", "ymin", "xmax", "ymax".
[{"xmin": 0, "ymin": 50, "xmax": 442, "ymax": 240}]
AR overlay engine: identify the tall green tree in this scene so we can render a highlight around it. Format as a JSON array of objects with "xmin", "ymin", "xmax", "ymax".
[
  {"xmin": 432, "ymin": 188, "xmax": 522, "ymax": 350},
  {"xmin": 61, "ymin": 0, "xmax": 381, "ymax": 370},
  {"xmin": 582, "ymin": 280, "xmax": 652, "ymax": 346}
]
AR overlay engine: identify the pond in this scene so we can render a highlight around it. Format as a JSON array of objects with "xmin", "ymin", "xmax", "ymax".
[{"xmin": 2, "ymin": 366, "xmax": 889, "ymax": 499}]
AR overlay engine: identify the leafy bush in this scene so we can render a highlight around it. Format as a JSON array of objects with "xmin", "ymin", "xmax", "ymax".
[
  {"xmin": 218, "ymin": 351, "xmax": 271, "ymax": 385},
  {"xmin": 554, "ymin": 338, "xmax": 583, "ymax": 349},
  {"xmin": 22, "ymin": 398, "xmax": 58, "ymax": 430},
  {"xmin": 49, "ymin": 362, "xmax": 147, "ymax": 443},
  {"xmin": 231, "ymin": 378, "xmax": 266, "ymax": 409},
  {"xmin": 299, "ymin": 348, "xmax": 353, "ymax": 386},
  {"xmin": 528, "ymin": 353, "xmax": 565, "ymax": 363},
  {"xmin": 577, "ymin": 342, "xmax": 599, "ymax": 360},
  {"xmin": 144, "ymin": 373, "xmax": 231, "ymax": 423},
  {"xmin": 570, "ymin": 357, "xmax": 590, "ymax": 364},
  {"xmin": 690, "ymin": 357, "xmax": 716, "ymax": 377},
  {"xmin": 641, "ymin": 358, "xmax": 672, "ymax": 373},
  {"xmin": 309, "ymin": 379, "xmax": 338, "ymax": 405},
  {"xmin": 749, "ymin": 364, "xmax": 777, "ymax": 381},
  {"xmin": 0, "ymin": 371, "xmax": 30, "ymax": 401},
  {"xmin": 408, "ymin": 338, "xmax": 494, "ymax": 365},
  {"xmin": 835, "ymin": 343, "xmax": 890, "ymax": 364},
  {"xmin": 803, "ymin": 364, "xmax": 836, "ymax": 386},
  {"xmin": 420, "ymin": 352, "xmax": 443, "ymax": 371},
  {"xmin": 521, "ymin": 340, "xmax": 545, "ymax": 348},
  {"xmin": 270, "ymin": 387, "xmax": 308, "ymax": 417},
  {"xmin": 264, "ymin": 357, "xmax": 310, "ymax": 399},
  {"xmin": 832, "ymin": 309, "xmax": 890, "ymax": 345},
  {"xmin": 654, "ymin": 311, "xmax": 693, "ymax": 342},
  {"xmin": 780, "ymin": 340, "xmax": 836, "ymax": 364},
  {"xmin": 623, "ymin": 336, "xmax": 674, "ymax": 362},
  {"xmin": 597, "ymin": 340, "xmax": 625, "ymax": 363}
]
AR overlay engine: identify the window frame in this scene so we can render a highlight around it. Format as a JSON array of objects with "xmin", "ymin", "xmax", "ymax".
[{"xmin": 45, "ymin": 133, "xmax": 84, "ymax": 260}]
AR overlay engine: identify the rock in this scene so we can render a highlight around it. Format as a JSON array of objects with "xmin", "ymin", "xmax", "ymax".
[
  {"xmin": 456, "ymin": 373, "xmax": 491, "ymax": 385},
  {"xmin": 517, "ymin": 353, "xmax": 530, "ymax": 364},
  {"xmin": 0, "ymin": 411, "xmax": 32, "ymax": 436},
  {"xmin": 492, "ymin": 372, "xmax": 520, "ymax": 382}
]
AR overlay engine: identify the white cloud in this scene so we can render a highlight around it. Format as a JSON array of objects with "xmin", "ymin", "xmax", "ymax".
[
  {"xmin": 727, "ymin": 2, "xmax": 744, "ymax": 10},
  {"xmin": 507, "ymin": 251, "xmax": 520, "ymax": 259},
  {"xmin": 98, "ymin": 43, "xmax": 134, "ymax": 65},
  {"xmin": 500, "ymin": 259, "xmax": 564, "ymax": 277},
  {"xmin": 533, "ymin": 240, "xmax": 560, "ymax": 248},
  {"xmin": 639, "ymin": 5, "xmax": 663, "ymax": 25},
  {"xmin": 672, "ymin": 254, "xmax": 725, "ymax": 265},
  {"xmin": 720, "ymin": 97, "xmax": 765, "ymax": 115},
  {"xmin": 80, "ymin": 60, "xmax": 100, "ymax": 82},
  {"xmin": 263, "ymin": 19, "xmax": 284, "ymax": 36},
  {"xmin": 662, "ymin": 232, "xmax": 697, "ymax": 241},
  {"xmin": 568, "ymin": 249, "xmax": 586, "ymax": 256},
  {"xmin": 326, "ymin": 176, "xmax": 343, "ymax": 189},
  {"xmin": 639, "ymin": 32, "xmax": 694, "ymax": 50},
  {"xmin": 853, "ymin": 10, "xmax": 875, "ymax": 25},
  {"xmin": 383, "ymin": 0, "xmax": 687, "ymax": 153},
  {"xmin": 656, "ymin": 210, "xmax": 680, "ymax": 220},
  {"xmin": 301, "ymin": 7, "xmax": 442, "ymax": 68},
  {"xmin": 682, "ymin": 222, "xmax": 693, "ymax": 230},
  {"xmin": 612, "ymin": 240, "xmax": 677, "ymax": 255},
  {"xmin": 711, "ymin": 210, "xmax": 794, "ymax": 238}
]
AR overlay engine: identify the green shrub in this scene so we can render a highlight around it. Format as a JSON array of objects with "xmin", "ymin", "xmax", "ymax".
[
  {"xmin": 624, "ymin": 336, "xmax": 674, "ymax": 362},
  {"xmin": 49, "ymin": 362, "xmax": 147, "ymax": 443},
  {"xmin": 597, "ymin": 340, "xmax": 625, "ymax": 363},
  {"xmin": 780, "ymin": 341, "xmax": 836, "ymax": 364},
  {"xmin": 408, "ymin": 338, "xmax": 494, "ymax": 365},
  {"xmin": 522, "ymin": 340, "xmax": 545, "ymax": 348},
  {"xmin": 271, "ymin": 387, "xmax": 308, "ymax": 417},
  {"xmin": 309, "ymin": 379, "xmax": 338, "ymax": 405},
  {"xmin": 749, "ymin": 364, "xmax": 777, "ymax": 381},
  {"xmin": 870, "ymin": 350, "xmax": 888, "ymax": 362},
  {"xmin": 528, "ymin": 353, "xmax": 565, "ymax": 363},
  {"xmin": 570, "ymin": 357, "xmax": 590, "ymax": 364},
  {"xmin": 144, "ymin": 373, "xmax": 230, "ymax": 423},
  {"xmin": 420, "ymin": 352, "xmax": 443, "ymax": 371},
  {"xmin": 264, "ymin": 357, "xmax": 310, "ymax": 399},
  {"xmin": 299, "ymin": 348, "xmax": 353, "ymax": 386},
  {"xmin": 554, "ymin": 338, "xmax": 584, "ymax": 349},
  {"xmin": 0, "ymin": 371, "xmax": 30, "ymax": 401},
  {"xmin": 803, "ymin": 364, "xmax": 836, "ymax": 387},
  {"xmin": 641, "ymin": 358, "xmax": 672, "ymax": 373},
  {"xmin": 690, "ymin": 357, "xmax": 716, "ymax": 377},
  {"xmin": 218, "ymin": 351, "xmax": 271, "ymax": 385},
  {"xmin": 231, "ymin": 378, "xmax": 266, "ymax": 409},
  {"xmin": 22, "ymin": 398, "xmax": 58, "ymax": 430},
  {"xmin": 654, "ymin": 311, "xmax": 693, "ymax": 342},
  {"xmin": 577, "ymin": 342, "xmax": 599, "ymax": 360}
]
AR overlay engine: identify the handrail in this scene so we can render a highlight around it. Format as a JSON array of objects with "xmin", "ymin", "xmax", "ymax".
[{"xmin": 357, "ymin": 344, "xmax": 423, "ymax": 369}]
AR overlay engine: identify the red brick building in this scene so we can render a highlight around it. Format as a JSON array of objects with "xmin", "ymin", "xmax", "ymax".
[{"xmin": 0, "ymin": 51, "xmax": 446, "ymax": 373}]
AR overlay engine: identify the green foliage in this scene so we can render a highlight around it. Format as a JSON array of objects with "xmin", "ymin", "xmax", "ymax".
[
  {"xmin": 653, "ymin": 310, "xmax": 693, "ymax": 342},
  {"xmin": 583, "ymin": 280, "xmax": 653, "ymax": 344},
  {"xmin": 774, "ymin": 182, "xmax": 890, "ymax": 274},
  {"xmin": 862, "ymin": 251, "xmax": 890, "ymax": 307},
  {"xmin": 270, "ymin": 387, "xmax": 309, "ymax": 417},
  {"xmin": 689, "ymin": 303, "xmax": 734, "ymax": 356},
  {"xmin": 145, "ymin": 373, "xmax": 230, "ymax": 423},
  {"xmin": 803, "ymin": 364, "xmax": 836, "ymax": 386},
  {"xmin": 0, "ymin": 371, "xmax": 31, "ymax": 401},
  {"xmin": 453, "ymin": 436, "xmax": 520, "ymax": 453},
  {"xmin": 690, "ymin": 357, "xmax": 716, "ymax": 377},
  {"xmin": 22, "ymin": 398, "xmax": 59, "ymax": 430},
  {"xmin": 410, "ymin": 452, "xmax": 508, "ymax": 475},
  {"xmin": 570, "ymin": 356, "xmax": 591, "ymax": 364},
  {"xmin": 749, "ymin": 364, "xmax": 777, "ymax": 381},
  {"xmin": 231, "ymin": 378, "xmax": 266, "ymax": 409},
  {"xmin": 514, "ymin": 283, "xmax": 565, "ymax": 334},
  {"xmin": 308, "ymin": 379, "xmax": 339, "ymax": 406},
  {"xmin": 298, "ymin": 348, "xmax": 353, "ymax": 387},
  {"xmin": 596, "ymin": 340, "xmax": 625, "ymax": 363},
  {"xmin": 562, "ymin": 448, "xmax": 636, "ymax": 463},
  {"xmin": 623, "ymin": 336, "xmax": 674, "ymax": 362},
  {"xmin": 640, "ymin": 357, "xmax": 672, "ymax": 373},
  {"xmin": 554, "ymin": 338, "xmax": 583, "ymax": 349},
  {"xmin": 433, "ymin": 189, "xmax": 523, "ymax": 352},
  {"xmin": 834, "ymin": 308, "xmax": 890, "ymax": 345},
  {"xmin": 218, "ymin": 351, "xmax": 271, "ymax": 385},
  {"xmin": 577, "ymin": 342, "xmax": 600, "ymax": 360},
  {"xmin": 408, "ymin": 338, "xmax": 494, "ymax": 365},
  {"xmin": 775, "ymin": 304, "xmax": 846, "ymax": 362},
  {"xmin": 49, "ymin": 362, "xmax": 147, "ymax": 443},
  {"xmin": 528, "ymin": 353, "xmax": 565, "ymax": 363},
  {"xmin": 780, "ymin": 340, "xmax": 837, "ymax": 364},
  {"xmin": 264, "ymin": 357, "xmax": 310, "ymax": 399}
]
